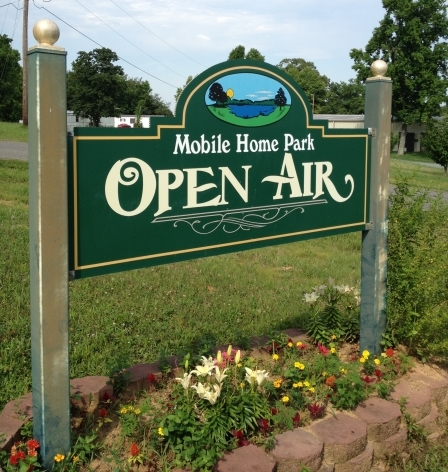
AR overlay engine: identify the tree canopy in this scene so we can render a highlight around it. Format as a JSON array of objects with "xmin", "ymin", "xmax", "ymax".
[
  {"xmin": 422, "ymin": 118, "xmax": 448, "ymax": 173},
  {"xmin": 0, "ymin": 34, "xmax": 22, "ymax": 122},
  {"xmin": 277, "ymin": 58, "xmax": 329, "ymax": 113},
  {"xmin": 320, "ymin": 80, "xmax": 365, "ymax": 115},
  {"xmin": 350, "ymin": 0, "xmax": 448, "ymax": 154},
  {"xmin": 67, "ymin": 48, "xmax": 126, "ymax": 127},
  {"xmin": 174, "ymin": 75, "xmax": 194, "ymax": 104},
  {"xmin": 228, "ymin": 46, "xmax": 265, "ymax": 61}
]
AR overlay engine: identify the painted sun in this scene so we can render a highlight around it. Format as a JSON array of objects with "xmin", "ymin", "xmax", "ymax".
[{"xmin": 226, "ymin": 88, "xmax": 234, "ymax": 99}]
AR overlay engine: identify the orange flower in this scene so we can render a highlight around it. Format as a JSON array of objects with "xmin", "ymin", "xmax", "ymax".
[
  {"xmin": 325, "ymin": 375, "xmax": 336, "ymax": 387},
  {"xmin": 386, "ymin": 347, "xmax": 394, "ymax": 357},
  {"xmin": 129, "ymin": 442, "xmax": 140, "ymax": 457}
]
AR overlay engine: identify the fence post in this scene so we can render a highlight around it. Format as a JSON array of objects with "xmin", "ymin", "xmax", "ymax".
[
  {"xmin": 28, "ymin": 19, "xmax": 70, "ymax": 467},
  {"xmin": 360, "ymin": 60, "xmax": 392, "ymax": 355}
]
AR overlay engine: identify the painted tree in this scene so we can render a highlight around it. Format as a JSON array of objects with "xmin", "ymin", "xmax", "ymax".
[
  {"xmin": 274, "ymin": 88, "xmax": 287, "ymax": 109},
  {"xmin": 67, "ymin": 48, "xmax": 126, "ymax": 127},
  {"xmin": 208, "ymin": 82, "xmax": 228, "ymax": 105},
  {"xmin": 422, "ymin": 118, "xmax": 448, "ymax": 174},
  {"xmin": 277, "ymin": 58, "xmax": 329, "ymax": 113},
  {"xmin": 350, "ymin": 0, "xmax": 448, "ymax": 155},
  {"xmin": 0, "ymin": 35, "xmax": 22, "ymax": 122}
]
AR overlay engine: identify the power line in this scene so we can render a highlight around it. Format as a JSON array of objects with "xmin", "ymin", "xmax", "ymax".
[
  {"xmin": 31, "ymin": 1, "xmax": 178, "ymax": 88},
  {"xmin": 74, "ymin": 0, "xmax": 187, "ymax": 79},
  {"xmin": 108, "ymin": 0, "xmax": 206, "ymax": 68}
]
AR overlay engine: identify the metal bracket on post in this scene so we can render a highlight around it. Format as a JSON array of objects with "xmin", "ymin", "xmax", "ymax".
[
  {"xmin": 365, "ymin": 221, "xmax": 374, "ymax": 230},
  {"xmin": 368, "ymin": 128, "xmax": 376, "ymax": 137},
  {"xmin": 28, "ymin": 19, "xmax": 71, "ymax": 468}
]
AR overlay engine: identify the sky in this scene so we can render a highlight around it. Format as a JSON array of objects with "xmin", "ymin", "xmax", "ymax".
[{"xmin": 1, "ymin": 0, "xmax": 387, "ymax": 111}]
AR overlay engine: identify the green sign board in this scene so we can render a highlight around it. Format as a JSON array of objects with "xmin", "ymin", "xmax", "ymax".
[{"xmin": 70, "ymin": 60, "xmax": 371, "ymax": 278}]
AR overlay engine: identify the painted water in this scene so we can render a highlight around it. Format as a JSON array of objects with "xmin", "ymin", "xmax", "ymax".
[{"xmin": 228, "ymin": 104, "xmax": 277, "ymax": 119}]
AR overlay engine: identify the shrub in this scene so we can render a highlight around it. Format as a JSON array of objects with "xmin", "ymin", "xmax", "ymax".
[{"xmin": 387, "ymin": 177, "xmax": 448, "ymax": 360}]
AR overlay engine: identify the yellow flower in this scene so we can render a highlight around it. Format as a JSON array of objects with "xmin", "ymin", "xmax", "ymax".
[
  {"xmin": 72, "ymin": 456, "xmax": 79, "ymax": 463},
  {"xmin": 237, "ymin": 363, "xmax": 242, "ymax": 367},
  {"xmin": 134, "ymin": 409, "xmax": 141, "ymax": 415},
  {"xmin": 304, "ymin": 381, "xmax": 310, "ymax": 387},
  {"xmin": 374, "ymin": 359, "xmax": 381, "ymax": 365},
  {"xmin": 359, "ymin": 357, "xmax": 366, "ymax": 363},
  {"xmin": 240, "ymin": 382, "xmax": 245, "ymax": 388},
  {"xmin": 330, "ymin": 347, "xmax": 336, "ymax": 354},
  {"xmin": 322, "ymin": 371, "xmax": 327, "ymax": 377},
  {"xmin": 54, "ymin": 454, "xmax": 65, "ymax": 463},
  {"xmin": 309, "ymin": 387, "xmax": 315, "ymax": 393},
  {"xmin": 158, "ymin": 427, "xmax": 164, "ymax": 436},
  {"xmin": 288, "ymin": 342, "xmax": 293, "ymax": 347},
  {"xmin": 340, "ymin": 368, "xmax": 347, "ymax": 374},
  {"xmin": 120, "ymin": 407, "xmax": 128, "ymax": 414},
  {"xmin": 272, "ymin": 354, "xmax": 279, "ymax": 361},
  {"xmin": 362, "ymin": 350, "xmax": 370, "ymax": 359},
  {"xmin": 296, "ymin": 341, "xmax": 303, "ymax": 347},
  {"xmin": 331, "ymin": 334, "xmax": 337, "ymax": 340},
  {"xmin": 297, "ymin": 381, "xmax": 303, "ymax": 387},
  {"xmin": 381, "ymin": 352, "xmax": 387, "ymax": 357},
  {"xmin": 294, "ymin": 362, "xmax": 305, "ymax": 370},
  {"xmin": 293, "ymin": 382, "xmax": 299, "ymax": 388},
  {"xmin": 273, "ymin": 379, "xmax": 282, "ymax": 388},
  {"xmin": 281, "ymin": 396, "xmax": 289, "ymax": 403}
]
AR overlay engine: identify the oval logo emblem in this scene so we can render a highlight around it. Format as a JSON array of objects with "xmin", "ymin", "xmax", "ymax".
[{"xmin": 205, "ymin": 72, "xmax": 291, "ymax": 127}]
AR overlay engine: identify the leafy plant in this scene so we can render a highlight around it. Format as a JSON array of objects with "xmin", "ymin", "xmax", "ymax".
[{"xmin": 105, "ymin": 352, "xmax": 132, "ymax": 395}]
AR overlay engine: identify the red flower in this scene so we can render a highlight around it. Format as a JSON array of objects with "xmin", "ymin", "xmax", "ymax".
[
  {"xmin": 26, "ymin": 439, "xmax": 40, "ymax": 450},
  {"xmin": 386, "ymin": 348, "xmax": 394, "ymax": 357},
  {"xmin": 307, "ymin": 402, "xmax": 325, "ymax": 419},
  {"xmin": 257, "ymin": 418, "xmax": 270, "ymax": 434},
  {"xmin": 325, "ymin": 375, "xmax": 336, "ymax": 387},
  {"xmin": 270, "ymin": 407, "xmax": 278, "ymax": 416},
  {"xmin": 99, "ymin": 408, "xmax": 107, "ymax": 418},
  {"xmin": 375, "ymin": 369, "xmax": 384, "ymax": 379},
  {"xmin": 317, "ymin": 343, "xmax": 330, "ymax": 356},
  {"xmin": 293, "ymin": 412, "xmax": 301, "ymax": 428},
  {"xmin": 103, "ymin": 392, "xmax": 111, "ymax": 401},
  {"xmin": 129, "ymin": 443, "xmax": 140, "ymax": 457},
  {"xmin": 362, "ymin": 376, "xmax": 376, "ymax": 384},
  {"xmin": 147, "ymin": 372, "xmax": 156, "ymax": 383},
  {"xmin": 10, "ymin": 454, "xmax": 19, "ymax": 466},
  {"xmin": 232, "ymin": 430, "xmax": 249, "ymax": 447}
]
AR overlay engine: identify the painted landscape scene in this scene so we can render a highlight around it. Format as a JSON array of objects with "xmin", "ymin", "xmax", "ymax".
[{"xmin": 205, "ymin": 72, "xmax": 291, "ymax": 127}]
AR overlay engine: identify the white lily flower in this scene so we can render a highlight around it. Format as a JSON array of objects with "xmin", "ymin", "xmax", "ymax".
[
  {"xmin": 203, "ymin": 389, "xmax": 219, "ymax": 405},
  {"xmin": 214, "ymin": 366, "xmax": 229, "ymax": 384},
  {"xmin": 191, "ymin": 382, "xmax": 208, "ymax": 399},
  {"xmin": 255, "ymin": 370, "xmax": 269, "ymax": 386},
  {"xmin": 244, "ymin": 367, "xmax": 257, "ymax": 385},
  {"xmin": 175, "ymin": 373, "xmax": 192, "ymax": 390},
  {"xmin": 201, "ymin": 356, "xmax": 215, "ymax": 369},
  {"xmin": 191, "ymin": 364, "xmax": 214, "ymax": 377},
  {"xmin": 303, "ymin": 292, "xmax": 319, "ymax": 303},
  {"xmin": 328, "ymin": 277, "xmax": 335, "ymax": 287}
]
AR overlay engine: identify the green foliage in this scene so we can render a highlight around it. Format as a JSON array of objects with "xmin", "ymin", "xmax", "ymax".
[
  {"xmin": 332, "ymin": 371, "xmax": 367, "ymax": 410},
  {"xmin": 0, "ymin": 35, "xmax": 22, "ymax": 122},
  {"xmin": 350, "ymin": 0, "xmax": 448, "ymax": 154},
  {"xmin": 421, "ymin": 118, "xmax": 448, "ymax": 173},
  {"xmin": 277, "ymin": 58, "xmax": 329, "ymax": 113},
  {"xmin": 390, "ymin": 131, "xmax": 399, "ymax": 152},
  {"xmin": 105, "ymin": 352, "xmax": 132, "ymax": 394},
  {"xmin": 303, "ymin": 280, "xmax": 360, "ymax": 345},
  {"xmin": 387, "ymin": 176, "xmax": 448, "ymax": 359},
  {"xmin": 320, "ymin": 80, "xmax": 365, "ymax": 115},
  {"xmin": 174, "ymin": 75, "xmax": 194, "ymax": 104},
  {"xmin": 67, "ymin": 48, "xmax": 126, "ymax": 127},
  {"xmin": 227, "ymin": 45, "xmax": 265, "ymax": 62}
]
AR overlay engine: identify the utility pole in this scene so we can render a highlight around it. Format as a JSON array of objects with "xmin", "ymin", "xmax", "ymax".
[{"xmin": 22, "ymin": 0, "xmax": 29, "ymax": 125}]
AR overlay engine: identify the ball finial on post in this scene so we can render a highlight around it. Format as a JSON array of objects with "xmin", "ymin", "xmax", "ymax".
[
  {"xmin": 33, "ymin": 19, "xmax": 60, "ymax": 47},
  {"xmin": 370, "ymin": 60, "xmax": 388, "ymax": 78}
]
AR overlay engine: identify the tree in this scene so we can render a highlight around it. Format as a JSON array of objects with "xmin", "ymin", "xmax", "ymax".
[
  {"xmin": 422, "ymin": 118, "xmax": 448, "ymax": 174},
  {"xmin": 320, "ymin": 80, "xmax": 365, "ymax": 114},
  {"xmin": 228, "ymin": 46, "xmax": 265, "ymax": 61},
  {"xmin": 174, "ymin": 75, "xmax": 194, "ymax": 104},
  {"xmin": 67, "ymin": 48, "xmax": 126, "ymax": 127},
  {"xmin": 277, "ymin": 58, "xmax": 329, "ymax": 113},
  {"xmin": 121, "ymin": 76, "xmax": 172, "ymax": 117},
  {"xmin": 0, "ymin": 35, "xmax": 22, "ymax": 122},
  {"xmin": 274, "ymin": 88, "xmax": 287, "ymax": 109},
  {"xmin": 350, "ymin": 0, "xmax": 448, "ymax": 155},
  {"xmin": 208, "ymin": 82, "xmax": 228, "ymax": 105}
]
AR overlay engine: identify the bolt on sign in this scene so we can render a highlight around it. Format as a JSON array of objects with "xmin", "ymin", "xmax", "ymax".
[{"xmin": 69, "ymin": 60, "xmax": 371, "ymax": 278}]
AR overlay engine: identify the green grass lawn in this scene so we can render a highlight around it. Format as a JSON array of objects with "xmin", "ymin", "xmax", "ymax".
[
  {"xmin": 1, "ymin": 153, "xmax": 447, "ymax": 411},
  {"xmin": 0, "ymin": 122, "xmax": 28, "ymax": 142}
]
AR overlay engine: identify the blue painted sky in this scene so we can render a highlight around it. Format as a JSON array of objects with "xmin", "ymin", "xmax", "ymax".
[{"xmin": 205, "ymin": 73, "xmax": 292, "ymax": 105}]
